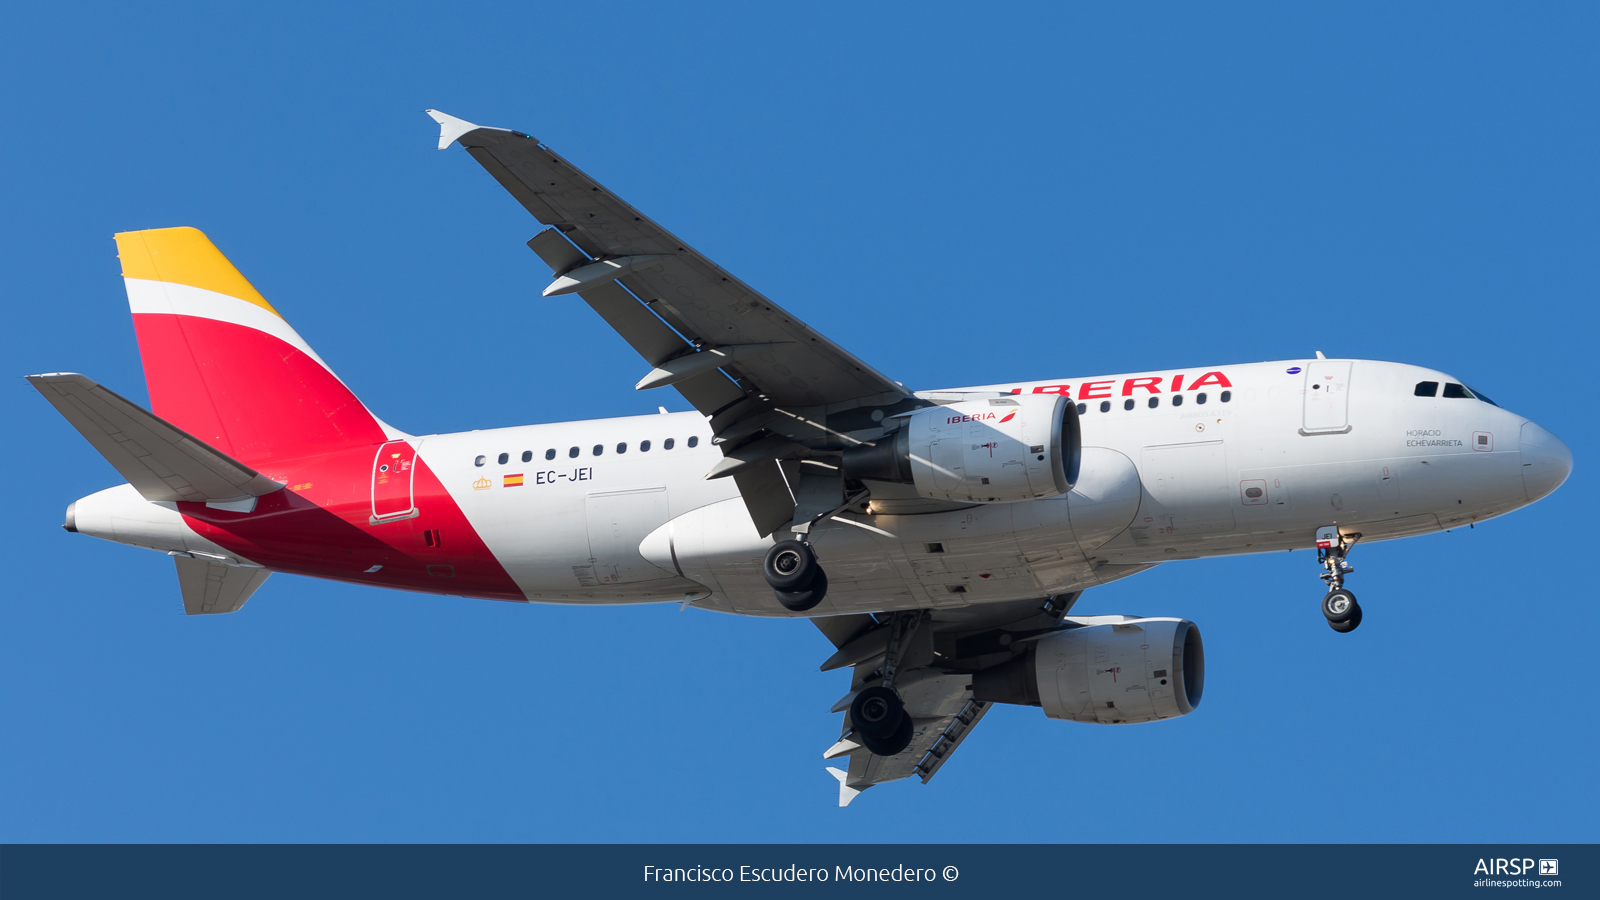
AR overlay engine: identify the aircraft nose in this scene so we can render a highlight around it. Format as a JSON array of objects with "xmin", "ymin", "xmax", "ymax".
[{"xmin": 1520, "ymin": 421, "xmax": 1573, "ymax": 502}]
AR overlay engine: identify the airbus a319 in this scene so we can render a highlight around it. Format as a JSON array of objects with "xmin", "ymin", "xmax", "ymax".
[{"xmin": 30, "ymin": 111, "xmax": 1572, "ymax": 805}]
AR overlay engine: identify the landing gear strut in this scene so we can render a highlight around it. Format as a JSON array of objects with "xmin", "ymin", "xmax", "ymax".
[
  {"xmin": 847, "ymin": 611, "xmax": 924, "ymax": 757},
  {"xmin": 1316, "ymin": 526, "xmax": 1363, "ymax": 633}
]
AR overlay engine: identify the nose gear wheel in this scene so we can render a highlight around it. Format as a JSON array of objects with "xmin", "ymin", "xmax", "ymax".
[{"xmin": 1315, "ymin": 527, "xmax": 1364, "ymax": 633}]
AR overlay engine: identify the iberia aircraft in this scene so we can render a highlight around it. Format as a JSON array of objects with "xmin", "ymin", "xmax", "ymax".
[{"xmin": 30, "ymin": 111, "xmax": 1573, "ymax": 806}]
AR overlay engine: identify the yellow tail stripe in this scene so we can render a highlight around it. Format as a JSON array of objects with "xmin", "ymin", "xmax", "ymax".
[{"xmin": 114, "ymin": 227, "xmax": 279, "ymax": 317}]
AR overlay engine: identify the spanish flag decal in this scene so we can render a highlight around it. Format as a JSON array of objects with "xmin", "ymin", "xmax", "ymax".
[{"xmin": 503, "ymin": 474, "xmax": 524, "ymax": 487}]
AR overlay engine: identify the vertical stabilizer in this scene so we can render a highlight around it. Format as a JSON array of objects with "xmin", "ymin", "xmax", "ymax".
[{"xmin": 117, "ymin": 227, "xmax": 394, "ymax": 466}]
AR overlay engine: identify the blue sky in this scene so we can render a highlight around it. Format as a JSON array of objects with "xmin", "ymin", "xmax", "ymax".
[{"xmin": 2, "ymin": 2, "xmax": 1595, "ymax": 842}]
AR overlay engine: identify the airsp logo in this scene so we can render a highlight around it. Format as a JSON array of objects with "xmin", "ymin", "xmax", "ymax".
[{"xmin": 1473, "ymin": 858, "xmax": 1555, "ymax": 876}]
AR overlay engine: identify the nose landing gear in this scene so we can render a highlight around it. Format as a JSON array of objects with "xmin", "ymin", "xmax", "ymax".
[{"xmin": 1316, "ymin": 526, "xmax": 1363, "ymax": 633}]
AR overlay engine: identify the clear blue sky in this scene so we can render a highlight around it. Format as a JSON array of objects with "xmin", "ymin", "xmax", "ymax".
[{"xmin": 3, "ymin": 2, "xmax": 1594, "ymax": 842}]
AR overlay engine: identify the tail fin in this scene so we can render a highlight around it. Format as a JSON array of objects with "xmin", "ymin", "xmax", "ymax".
[{"xmin": 117, "ymin": 227, "xmax": 393, "ymax": 466}]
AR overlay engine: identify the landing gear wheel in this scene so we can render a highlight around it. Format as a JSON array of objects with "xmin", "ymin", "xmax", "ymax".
[
  {"xmin": 1322, "ymin": 588, "xmax": 1358, "ymax": 624},
  {"xmin": 1328, "ymin": 604, "xmax": 1363, "ymax": 633},
  {"xmin": 763, "ymin": 540, "xmax": 820, "ymax": 591},
  {"xmin": 849, "ymin": 685, "xmax": 905, "ymax": 741},
  {"xmin": 775, "ymin": 569, "xmax": 827, "ymax": 612},
  {"xmin": 859, "ymin": 712, "xmax": 914, "ymax": 757}
]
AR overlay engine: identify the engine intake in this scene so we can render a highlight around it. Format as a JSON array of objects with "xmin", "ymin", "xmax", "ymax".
[
  {"xmin": 972, "ymin": 617, "xmax": 1203, "ymax": 724},
  {"xmin": 843, "ymin": 394, "xmax": 1080, "ymax": 503}
]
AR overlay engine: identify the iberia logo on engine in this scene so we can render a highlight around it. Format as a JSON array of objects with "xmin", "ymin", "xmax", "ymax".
[{"xmin": 948, "ymin": 412, "xmax": 1008, "ymax": 425}]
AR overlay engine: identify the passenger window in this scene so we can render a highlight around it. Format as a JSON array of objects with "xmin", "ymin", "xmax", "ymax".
[
  {"xmin": 688, "ymin": 436, "xmax": 700, "ymax": 448},
  {"xmin": 1099, "ymin": 401, "xmax": 1111, "ymax": 413},
  {"xmin": 1172, "ymin": 394, "xmax": 1183, "ymax": 407},
  {"xmin": 592, "ymin": 444, "xmax": 604, "ymax": 456},
  {"xmin": 1076, "ymin": 403, "xmax": 1086, "ymax": 415},
  {"xmin": 568, "ymin": 447, "xmax": 580, "ymax": 459},
  {"xmin": 474, "ymin": 455, "xmax": 485, "ymax": 467},
  {"xmin": 1124, "ymin": 399, "xmax": 1135, "ymax": 411},
  {"xmin": 1220, "ymin": 391, "xmax": 1232, "ymax": 403},
  {"xmin": 1147, "ymin": 397, "xmax": 1159, "ymax": 409},
  {"xmin": 1414, "ymin": 381, "xmax": 1439, "ymax": 397},
  {"xmin": 1196, "ymin": 393, "xmax": 1207, "ymax": 405},
  {"xmin": 664, "ymin": 438, "xmax": 675, "ymax": 450},
  {"xmin": 521, "ymin": 451, "xmax": 532, "ymax": 463},
  {"xmin": 497, "ymin": 452, "xmax": 508, "ymax": 465},
  {"xmin": 641, "ymin": 440, "xmax": 652, "ymax": 452},
  {"xmin": 616, "ymin": 442, "xmax": 627, "ymax": 454},
  {"xmin": 1443, "ymin": 383, "xmax": 1471, "ymax": 399},
  {"xmin": 545, "ymin": 449, "xmax": 556, "ymax": 460}
]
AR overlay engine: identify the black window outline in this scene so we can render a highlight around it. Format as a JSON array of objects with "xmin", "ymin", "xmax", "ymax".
[
  {"xmin": 1124, "ymin": 399, "xmax": 1135, "ymax": 411},
  {"xmin": 568, "ymin": 447, "xmax": 580, "ymax": 459},
  {"xmin": 1442, "ymin": 383, "xmax": 1472, "ymax": 399},
  {"xmin": 1196, "ymin": 393, "xmax": 1207, "ymax": 405},
  {"xmin": 521, "ymin": 451, "xmax": 533, "ymax": 463},
  {"xmin": 473, "ymin": 455, "xmax": 485, "ymax": 467},
  {"xmin": 1099, "ymin": 400, "xmax": 1111, "ymax": 413},
  {"xmin": 1220, "ymin": 391, "xmax": 1232, "ymax": 403},
  {"xmin": 545, "ymin": 449, "xmax": 556, "ymax": 461},
  {"xmin": 640, "ymin": 440, "xmax": 652, "ymax": 452},
  {"xmin": 1414, "ymin": 381, "xmax": 1439, "ymax": 397},
  {"xmin": 687, "ymin": 436, "xmax": 699, "ymax": 448},
  {"xmin": 616, "ymin": 442, "xmax": 628, "ymax": 454},
  {"xmin": 664, "ymin": 438, "xmax": 675, "ymax": 450},
  {"xmin": 592, "ymin": 444, "xmax": 604, "ymax": 456},
  {"xmin": 497, "ymin": 452, "xmax": 509, "ymax": 465}
]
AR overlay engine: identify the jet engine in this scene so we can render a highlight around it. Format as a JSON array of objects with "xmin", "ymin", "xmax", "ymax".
[
  {"xmin": 972, "ymin": 617, "xmax": 1204, "ymax": 724},
  {"xmin": 842, "ymin": 394, "xmax": 1080, "ymax": 503}
]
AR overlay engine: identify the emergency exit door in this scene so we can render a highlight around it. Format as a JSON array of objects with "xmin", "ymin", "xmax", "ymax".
[
  {"xmin": 1302, "ymin": 360, "xmax": 1352, "ymax": 434},
  {"xmin": 371, "ymin": 440, "xmax": 418, "ymax": 521}
]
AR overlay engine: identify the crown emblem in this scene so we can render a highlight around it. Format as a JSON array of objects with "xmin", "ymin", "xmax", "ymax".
[{"xmin": 472, "ymin": 477, "xmax": 491, "ymax": 491}]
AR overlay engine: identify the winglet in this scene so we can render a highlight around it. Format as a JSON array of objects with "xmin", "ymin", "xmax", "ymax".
[
  {"xmin": 425, "ymin": 109, "xmax": 481, "ymax": 150},
  {"xmin": 826, "ymin": 766, "xmax": 862, "ymax": 807}
]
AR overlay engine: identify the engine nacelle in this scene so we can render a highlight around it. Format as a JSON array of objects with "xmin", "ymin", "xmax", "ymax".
[
  {"xmin": 843, "ymin": 394, "xmax": 1080, "ymax": 503},
  {"xmin": 972, "ymin": 617, "xmax": 1204, "ymax": 724}
]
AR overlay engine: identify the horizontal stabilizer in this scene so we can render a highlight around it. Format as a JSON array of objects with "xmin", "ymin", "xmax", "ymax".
[
  {"xmin": 27, "ymin": 373, "xmax": 283, "ymax": 503},
  {"xmin": 174, "ymin": 554, "xmax": 270, "ymax": 615}
]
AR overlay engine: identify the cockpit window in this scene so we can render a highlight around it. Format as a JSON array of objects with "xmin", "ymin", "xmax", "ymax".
[
  {"xmin": 1465, "ymin": 384, "xmax": 1499, "ymax": 407},
  {"xmin": 1414, "ymin": 381, "xmax": 1439, "ymax": 397},
  {"xmin": 1442, "ymin": 383, "xmax": 1472, "ymax": 399}
]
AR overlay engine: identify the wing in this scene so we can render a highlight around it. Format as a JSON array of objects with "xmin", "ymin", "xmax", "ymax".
[
  {"xmin": 428, "ymin": 111, "xmax": 926, "ymax": 535},
  {"xmin": 813, "ymin": 594, "xmax": 1081, "ymax": 805}
]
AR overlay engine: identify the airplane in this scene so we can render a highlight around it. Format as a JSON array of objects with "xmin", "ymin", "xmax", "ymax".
[{"xmin": 29, "ymin": 110, "xmax": 1572, "ymax": 806}]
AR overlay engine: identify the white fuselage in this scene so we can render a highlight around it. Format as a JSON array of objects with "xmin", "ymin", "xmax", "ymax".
[{"xmin": 401, "ymin": 358, "xmax": 1564, "ymax": 617}]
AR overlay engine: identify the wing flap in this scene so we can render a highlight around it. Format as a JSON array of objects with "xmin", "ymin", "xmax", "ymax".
[{"xmin": 28, "ymin": 373, "xmax": 283, "ymax": 503}]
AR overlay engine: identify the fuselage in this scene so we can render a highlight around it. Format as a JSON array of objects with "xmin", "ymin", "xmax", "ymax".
[{"xmin": 68, "ymin": 357, "xmax": 1570, "ymax": 617}]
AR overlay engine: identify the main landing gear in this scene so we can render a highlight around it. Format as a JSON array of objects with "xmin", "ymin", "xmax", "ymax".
[
  {"xmin": 847, "ymin": 612, "xmax": 922, "ymax": 757},
  {"xmin": 763, "ymin": 539, "xmax": 828, "ymax": 612},
  {"xmin": 1316, "ymin": 526, "xmax": 1363, "ymax": 633}
]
